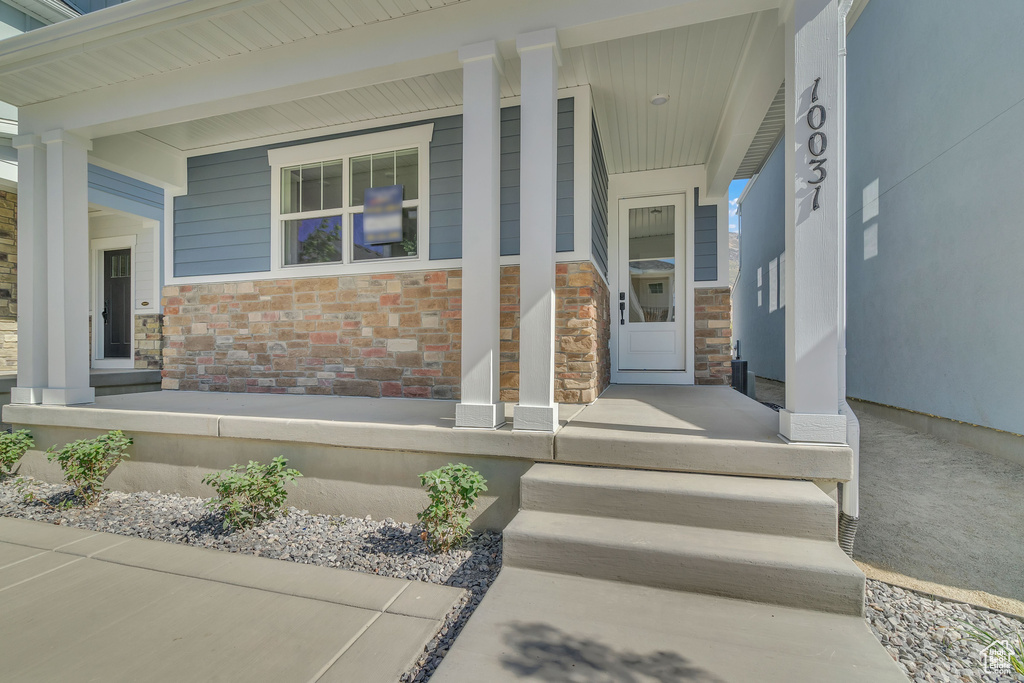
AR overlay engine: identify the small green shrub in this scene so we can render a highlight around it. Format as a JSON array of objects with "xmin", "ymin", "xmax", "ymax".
[
  {"xmin": 202, "ymin": 456, "xmax": 302, "ymax": 530},
  {"xmin": 418, "ymin": 463, "xmax": 487, "ymax": 553},
  {"xmin": 0, "ymin": 429, "xmax": 34, "ymax": 475},
  {"xmin": 46, "ymin": 430, "xmax": 132, "ymax": 506}
]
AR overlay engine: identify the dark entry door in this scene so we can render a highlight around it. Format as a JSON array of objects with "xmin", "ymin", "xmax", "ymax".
[{"xmin": 102, "ymin": 249, "xmax": 132, "ymax": 359}]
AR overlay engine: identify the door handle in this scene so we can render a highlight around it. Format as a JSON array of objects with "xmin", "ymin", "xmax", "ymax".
[
  {"xmin": 102, "ymin": 299, "xmax": 110, "ymax": 324},
  {"xmin": 619, "ymin": 300, "xmax": 626, "ymax": 325}
]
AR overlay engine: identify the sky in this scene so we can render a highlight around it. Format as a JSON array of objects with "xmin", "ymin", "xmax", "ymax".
[{"xmin": 728, "ymin": 178, "xmax": 747, "ymax": 233}]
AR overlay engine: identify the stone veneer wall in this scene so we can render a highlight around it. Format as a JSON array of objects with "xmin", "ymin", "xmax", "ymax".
[
  {"xmin": 161, "ymin": 261, "xmax": 610, "ymax": 403},
  {"xmin": 694, "ymin": 286, "xmax": 733, "ymax": 385},
  {"xmin": 134, "ymin": 314, "xmax": 164, "ymax": 369},
  {"xmin": 0, "ymin": 191, "xmax": 17, "ymax": 372}
]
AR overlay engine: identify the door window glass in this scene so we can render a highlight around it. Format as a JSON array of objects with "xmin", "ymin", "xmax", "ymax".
[{"xmin": 627, "ymin": 205, "xmax": 675, "ymax": 323}]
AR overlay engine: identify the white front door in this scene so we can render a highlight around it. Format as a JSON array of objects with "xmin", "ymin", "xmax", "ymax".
[{"xmin": 616, "ymin": 194, "xmax": 686, "ymax": 371}]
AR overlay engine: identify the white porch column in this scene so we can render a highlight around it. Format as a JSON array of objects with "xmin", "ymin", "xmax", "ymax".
[
  {"xmin": 780, "ymin": 0, "xmax": 847, "ymax": 443},
  {"xmin": 513, "ymin": 28, "xmax": 561, "ymax": 433},
  {"xmin": 42, "ymin": 130, "xmax": 95, "ymax": 406},
  {"xmin": 455, "ymin": 41, "xmax": 505, "ymax": 429},
  {"xmin": 10, "ymin": 136, "xmax": 48, "ymax": 404}
]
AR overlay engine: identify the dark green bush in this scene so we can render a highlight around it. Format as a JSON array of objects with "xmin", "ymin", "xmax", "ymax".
[
  {"xmin": 202, "ymin": 456, "xmax": 302, "ymax": 530},
  {"xmin": 418, "ymin": 463, "xmax": 487, "ymax": 552},
  {"xmin": 0, "ymin": 429, "xmax": 34, "ymax": 476},
  {"xmin": 46, "ymin": 430, "xmax": 132, "ymax": 506}
]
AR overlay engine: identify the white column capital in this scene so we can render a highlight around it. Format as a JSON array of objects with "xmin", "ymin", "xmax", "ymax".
[
  {"xmin": 458, "ymin": 40, "xmax": 505, "ymax": 75},
  {"xmin": 12, "ymin": 134, "xmax": 43, "ymax": 150},
  {"xmin": 41, "ymin": 129, "xmax": 92, "ymax": 152},
  {"xmin": 515, "ymin": 27, "xmax": 562, "ymax": 65}
]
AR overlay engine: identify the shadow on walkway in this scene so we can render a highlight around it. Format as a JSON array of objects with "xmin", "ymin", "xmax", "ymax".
[{"xmin": 500, "ymin": 621, "xmax": 725, "ymax": 683}]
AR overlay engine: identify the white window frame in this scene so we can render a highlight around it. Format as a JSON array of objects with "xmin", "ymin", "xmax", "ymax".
[{"xmin": 267, "ymin": 124, "xmax": 433, "ymax": 277}]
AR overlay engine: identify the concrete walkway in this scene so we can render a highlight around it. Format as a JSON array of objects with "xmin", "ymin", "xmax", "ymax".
[
  {"xmin": 433, "ymin": 567, "xmax": 907, "ymax": 682},
  {"xmin": 0, "ymin": 517, "xmax": 462, "ymax": 682},
  {"xmin": 756, "ymin": 378, "xmax": 1024, "ymax": 605}
]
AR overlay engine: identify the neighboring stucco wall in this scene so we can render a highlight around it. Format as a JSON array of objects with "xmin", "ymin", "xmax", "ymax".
[
  {"xmin": 845, "ymin": 0, "xmax": 1024, "ymax": 435},
  {"xmin": 733, "ymin": 140, "xmax": 785, "ymax": 382},
  {"xmin": 161, "ymin": 261, "xmax": 608, "ymax": 403},
  {"xmin": 0, "ymin": 190, "xmax": 15, "ymax": 371}
]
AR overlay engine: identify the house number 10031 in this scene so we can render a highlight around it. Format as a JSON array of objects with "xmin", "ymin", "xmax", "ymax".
[{"xmin": 807, "ymin": 77, "xmax": 827, "ymax": 211}]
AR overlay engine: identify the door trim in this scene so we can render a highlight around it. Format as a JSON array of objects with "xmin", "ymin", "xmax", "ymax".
[
  {"xmin": 91, "ymin": 236, "xmax": 137, "ymax": 369},
  {"xmin": 608, "ymin": 172, "xmax": 698, "ymax": 385}
]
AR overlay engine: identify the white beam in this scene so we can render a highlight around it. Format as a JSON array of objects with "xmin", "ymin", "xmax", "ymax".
[
  {"xmin": 780, "ymin": 0, "xmax": 846, "ymax": 443},
  {"xmin": 514, "ymin": 28, "xmax": 561, "ymax": 433},
  {"xmin": 455, "ymin": 40, "xmax": 505, "ymax": 430},
  {"xmin": 10, "ymin": 134, "xmax": 47, "ymax": 404},
  {"xmin": 42, "ymin": 129, "xmax": 94, "ymax": 406},
  {"xmin": 705, "ymin": 10, "xmax": 783, "ymax": 197},
  {"xmin": 16, "ymin": 0, "xmax": 780, "ymax": 138},
  {"xmin": 90, "ymin": 132, "xmax": 186, "ymax": 191}
]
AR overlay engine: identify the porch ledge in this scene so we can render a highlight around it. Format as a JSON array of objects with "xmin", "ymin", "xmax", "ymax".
[{"xmin": 2, "ymin": 392, "xmax": 583, "ymax": 461}]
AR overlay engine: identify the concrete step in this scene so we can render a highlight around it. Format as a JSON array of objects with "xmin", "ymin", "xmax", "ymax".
[
  {"xmin": 521, "ymin": 464, "xmax": 838, "ymax": 541},
  {"xmin": 503, "ymin": 511, "xmax": 865, "ymax": 616}
]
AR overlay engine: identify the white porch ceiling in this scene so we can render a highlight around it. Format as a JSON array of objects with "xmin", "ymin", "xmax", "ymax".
[
  {"xmin": 139, "ymin": 14, "xmax": 760, "ymax": 177},
  {"xmin": 0, "ymin": 0, "xmax": 470, "ymax": 107}
]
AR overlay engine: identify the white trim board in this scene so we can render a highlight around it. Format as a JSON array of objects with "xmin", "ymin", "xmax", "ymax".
[
  {"xmin": 608, "ymin": 166, "xmax": 705, "ymax": 386},
  {"xmin": 90, "ymin": 235, "xmax": 137, "ymax": 370}
]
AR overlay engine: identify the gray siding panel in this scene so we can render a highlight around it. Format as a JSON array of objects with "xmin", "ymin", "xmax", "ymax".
[
  {"xmin": 175, "ymin": 100, "xmax": 575, "ymax": 275},
  {"xmin": 693, "ymin": 188, "xmax": 718, "ymax": 282},
  {"xmin": 590, "ymin": 115, "xmax": 609, "ymax": 277}
]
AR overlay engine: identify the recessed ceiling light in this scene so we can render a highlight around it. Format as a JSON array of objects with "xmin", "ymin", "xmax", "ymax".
[{"xmin": 650, "ymin": 94, "xmax": 670, "ymax": 106}]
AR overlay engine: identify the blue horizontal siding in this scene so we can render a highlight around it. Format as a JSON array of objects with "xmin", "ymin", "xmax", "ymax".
[
  {"xmin": 590, "ymin": 116, "xmax": 609, "ymax": 277},
  {"xmin": 88, "ymin": 164, "xmax": 164, "ymax": 221},
  {"xmin": 693, "ymin": 187, "xmax": 719, "ymax": 282},
  {"xmin": 175, "ymin": 99, "xmax": 576, "ymax": 276}
]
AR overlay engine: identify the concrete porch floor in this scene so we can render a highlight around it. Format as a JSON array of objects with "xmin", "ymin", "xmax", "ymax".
[
  {"xmin": 3, "ymin": 385, "xmax": 852, "ymax": 482},
  {"xmin": 0, "ymin": 516, "xmax": 462, "ymax": 682}
]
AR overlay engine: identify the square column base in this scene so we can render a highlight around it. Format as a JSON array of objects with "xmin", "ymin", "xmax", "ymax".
[
  {"xmin": 513, "ymin": 404, "xmax": 558, "ymax": 433},
  {"xmin": 42, "ymin": 387, "xmax": 96, "ymax": 406},
  {"xmin": 10, "ymin": 387, "xmax": 46, "ymax": 405},
  {"xmin": 455, "ymin": 402, "xmax": 507, "ymax": 430},
  {"xmin": 779, "ymin": 410, "xmax": 848, "ymax": 445}
]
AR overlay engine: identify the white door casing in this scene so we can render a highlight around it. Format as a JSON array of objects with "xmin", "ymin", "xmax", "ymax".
[
  {"xmin": 616, "ymin": 194, "xmax": 687, "ymax": 373},
  {"xmin": 90, "ymin": 234, "xmax": 136, "ymax": 369}
]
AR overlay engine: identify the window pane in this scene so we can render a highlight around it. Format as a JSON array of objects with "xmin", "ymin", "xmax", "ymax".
[
  {"xmin": 322, "ymin": 161, "xmax": 343, "ymax": 210},
  {"xmin": 627, "ymin": 205, "xmax": 675, "ymax": 323},
  {"xmin": 352, "ymin": 208, "xmax": 417, "ymax": 261},
  {"xmin": 284, "ymin": 215, "xmax": 344, "ymax": 265},
  {"xmin": 300, "ymin": 164, "xmax": 322, "ymax": 212},
  {"xmin": 371, "ymin": 152, "xmax": 395, "ymax": 190},
  {"xmin": 395, "ymin": 148, "xmax": 418, "ymax": 200},
  {"xmin": 282, "ymin": 166, "xmax": 301, "ymax": 214},
  {"xmin": 350, "ymin": 155, "xmax": 371, "ymax": 206}
]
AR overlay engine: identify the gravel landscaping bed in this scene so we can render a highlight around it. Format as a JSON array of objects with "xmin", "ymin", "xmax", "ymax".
[
  {"xmin": 0, "ymin": 476, "xmax": 500, "ymax": 682},
  {"xmin": 866, "ymin": 579, "xmax": 1024, "ymax": 682}
]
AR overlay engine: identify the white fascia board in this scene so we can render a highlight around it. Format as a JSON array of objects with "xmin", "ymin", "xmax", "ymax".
[
  {"xmin": 16, "ymin": 0, "xmax": 780, "ymax": 138},
  {"xmin": 705, "ymin": 10, "xmax": 783, "ymax": 198}
]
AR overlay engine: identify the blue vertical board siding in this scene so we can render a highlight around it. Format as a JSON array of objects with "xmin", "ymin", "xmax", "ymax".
[
  {"xmin": 590, "ymin": 115, "xmax": 609, "ymax": 277},
  {"xmin": 87, "ymin": 164, "xmax": 163, "ymax": 221},
  {"xmin": 693, "ymin": 187, "xmax": 718, "ymax": 282},
  {"xmin": 174, "ymin": 100, "xmax": 575, "ymax": 276}
]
